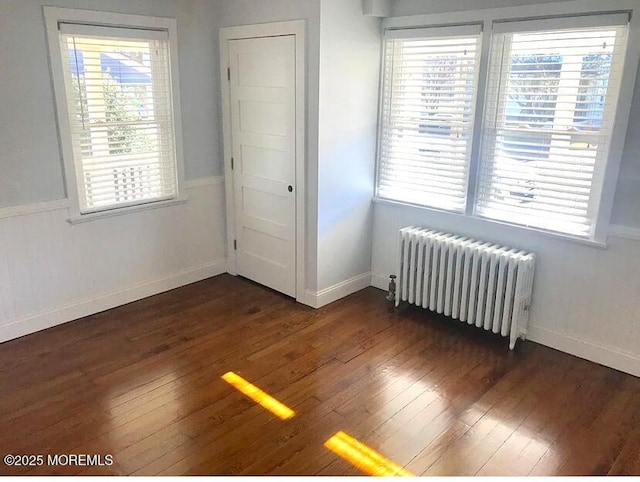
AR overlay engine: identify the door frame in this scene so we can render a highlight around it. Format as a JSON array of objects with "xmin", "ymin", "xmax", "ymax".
[{"xmin": 219, "ymin": 20, "xmax": 306, "ymax": 303}]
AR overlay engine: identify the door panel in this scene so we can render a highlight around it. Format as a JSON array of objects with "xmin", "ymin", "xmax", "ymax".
[
  {"xmin": 229, "ymin": 36, "xmax": 296, "ymax": 297},
  {"xmin": 241, "ymin": 145, "xmax": 289, "ymax": 181}
]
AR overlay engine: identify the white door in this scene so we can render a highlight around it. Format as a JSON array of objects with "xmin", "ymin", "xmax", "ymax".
[{"xmin": 228, "ymin": 36, "xmax": 296, "ymax": 297}]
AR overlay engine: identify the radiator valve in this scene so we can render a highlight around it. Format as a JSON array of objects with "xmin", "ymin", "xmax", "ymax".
[{"xmin": 386, "ymin": 274, "xmax": 397, "ymax": 302}]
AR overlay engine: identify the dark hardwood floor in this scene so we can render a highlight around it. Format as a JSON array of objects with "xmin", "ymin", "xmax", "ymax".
[{"xmin": 0, "ymin": 274, "xmax": 638, "ymax": 476}]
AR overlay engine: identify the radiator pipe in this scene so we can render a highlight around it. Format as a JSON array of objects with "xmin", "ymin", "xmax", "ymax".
[{"xmin": 386, "ymin": 274, "xmax": 396, "ymax": 302}]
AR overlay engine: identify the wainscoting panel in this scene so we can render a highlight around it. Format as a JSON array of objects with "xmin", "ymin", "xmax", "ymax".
[{"xmin": 0, "ymin": 177, "xmax": 227, "ymax": 343}]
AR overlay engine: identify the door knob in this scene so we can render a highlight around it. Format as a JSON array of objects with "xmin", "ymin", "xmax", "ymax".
[{"xmin": 288, "ymin": 185, "xmax": 293, "ymax": 192}]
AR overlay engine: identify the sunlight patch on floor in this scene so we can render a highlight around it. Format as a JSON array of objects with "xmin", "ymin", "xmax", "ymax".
[
  {"xmin": 222, "ymin": 371, "xmax": 295, "ymax": 420},
  {"xmin": 324, "ymin": 431, "xmax": 413, "ymax": 477}
]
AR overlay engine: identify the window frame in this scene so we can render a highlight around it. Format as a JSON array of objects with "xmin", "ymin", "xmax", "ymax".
[
  {"xmin": 376, "ymin": 0, "xmax": 640, "ymax": 245},
  {"xmin": 44, "ymin": 7, "xmax": 186, "ymax": 223}
]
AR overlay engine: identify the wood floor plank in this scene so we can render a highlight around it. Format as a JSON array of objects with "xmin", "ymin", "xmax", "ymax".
[{"xmin": 0, "ymin": 275, "xmax": 638, "ymax": 476}]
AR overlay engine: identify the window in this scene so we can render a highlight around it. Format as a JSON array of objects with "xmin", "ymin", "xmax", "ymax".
[
  {"xmin": 378, "ymin": 26, "xmax": 482, "ymax": 212},
  {"xmin": 478, "ymin": 17, "xmax": 628, "ymax": 237},
  {"xmin": 45, "ymin": 9, "xmax": 183, "ymax": 218},
  {"xmin": 376, "ymin": 12, "xmax": 633, "ymax": 241}
]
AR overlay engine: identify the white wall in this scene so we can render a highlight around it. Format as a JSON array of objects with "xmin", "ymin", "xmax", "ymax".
[
  {"xmin": 371, "ymin": 0, "xmax": 640, "ymax": 376},
  {"xmin": 611, "ymin": 60, "xmax": 640, "ymax": 229},
  {"xmin": 315, "ymin": 0, "xmax": 380, "ymax": 298},
  {"xmin": 0, "ymin": 178, "xmax": 227, "ymax": 342},
  {"xmin": 0, "ymin": 0, "xmax": 228, "ymax": 342},
  {"xmin": 0, "ymin": 0, "xmax": 221, "ymax": 208}
]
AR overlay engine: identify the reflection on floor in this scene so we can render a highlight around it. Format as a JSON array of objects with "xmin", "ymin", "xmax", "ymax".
[{"xmin": 0, "ymin": 274, "xmax": 638, "ymax": 475}]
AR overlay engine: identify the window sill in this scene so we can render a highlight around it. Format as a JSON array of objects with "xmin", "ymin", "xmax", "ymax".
[
  {"xmin": 372, "ymin": 196, "xmax": 608, "ymax": 249},
  {"xmin": 67, "ymin": 196, "xmax": 189, "ymax": 225}
]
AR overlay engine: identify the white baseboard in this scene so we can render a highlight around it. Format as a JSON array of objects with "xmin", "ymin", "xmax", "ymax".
[
  {"xmin": 304, "ymin": 272, "xmax": 372, "ymax": 309},
  {"xmin": 527, "ymin": 326, "xmax": 640, "ymax": 378},
  {"xmin": 0, "ymin": 259, "xmax": 227, "ymax": 344}
]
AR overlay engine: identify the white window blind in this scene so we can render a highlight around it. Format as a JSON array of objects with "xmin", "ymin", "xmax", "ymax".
[
  {"xmin": 377, "ymin": 27, "xmax": 482, "ymax": 212},
  {"xmin": 477, "ymin": 19, "xmax": 629, "ymax": 237},
  {"xmin": 59, "ymin": 24, "xmax": 177, "ymax": 214}
]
